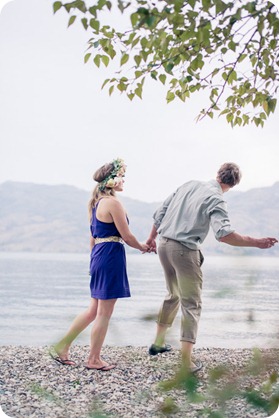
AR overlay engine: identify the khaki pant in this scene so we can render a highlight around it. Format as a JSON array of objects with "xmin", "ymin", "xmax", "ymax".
[{"xmin": 157, "ymin": 237, "xmax": 204, "ymax": 344}]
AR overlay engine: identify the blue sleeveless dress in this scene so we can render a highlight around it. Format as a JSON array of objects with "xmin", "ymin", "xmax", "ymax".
[{"xmin": 89, "ymin": 201, "xmax": 131, "ymax": 300}]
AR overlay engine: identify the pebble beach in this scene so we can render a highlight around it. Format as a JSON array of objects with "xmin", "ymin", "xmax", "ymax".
[{"xmin": 0, "ymin": 345, "xmax": 278, "ymax": 418}]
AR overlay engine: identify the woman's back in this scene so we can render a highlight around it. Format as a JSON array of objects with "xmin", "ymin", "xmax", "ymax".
[{"xmin": 90, "ymin": 199, "xmax": 121, "ymax": 239}]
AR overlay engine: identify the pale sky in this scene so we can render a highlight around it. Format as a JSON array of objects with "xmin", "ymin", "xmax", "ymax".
[{"xmin": 1, "ymin": 0, "xmax": 279, "ymax": 202}]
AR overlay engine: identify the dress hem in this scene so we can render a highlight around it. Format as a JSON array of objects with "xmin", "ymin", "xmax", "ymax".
[{"xmin": 90, "ymin": 293, "xmax": 131, "ymax": 300}]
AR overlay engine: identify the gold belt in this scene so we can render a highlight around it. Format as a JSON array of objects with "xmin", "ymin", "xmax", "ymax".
[{"xmin": 95, "ymin": 236, "xmax": 124, "ymax": 245}]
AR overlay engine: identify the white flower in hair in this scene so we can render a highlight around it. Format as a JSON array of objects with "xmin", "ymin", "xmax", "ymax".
[{"xmin": 98, "ymin": 158, "xmax": 126, "ymax": 191}]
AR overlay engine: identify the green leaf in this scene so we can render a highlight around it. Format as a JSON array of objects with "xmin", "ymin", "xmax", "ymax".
[
  {"xmin": 215, "ymin": 0, "xmax": 228, "ymax": 14},
  {"xmin": 127, "ymin": 92, "xmax": 135, "ymax": 101},
  {"xmin": 146, "ymin": 14, "xmax": 155, "ymax": 27},
  {"xmin": 166, "ymin": 91, "xmax": 175, "ymax": 103},
  {"xmin": 270, "ymin": 39, "xmax": 277, "ymax": 50},
  {"xmin": 53, "ymin": 1, "xmax": 62, "ymax": 13},
  {"xmin": 76, "ymin": 1, "xmax": 87, "ymax": 13},
  {"xmin": 64, "ymin": 3, "xmax": 72, "ymax": 13},
  {"xmin": 135, "ymin": 70, "xmax": 143, "ymax": 79},
  {"xmin": 101, "ymin": 55, "xmax": 109, "ymax": 67},
  {"xmin": 130, "ymin": 12, "xmax": 138, "ymax": 27},
  {"xmin": 235, "ymin": 116, "xmax": 242, "ymax": 126},
  {"xmin": 90, "ymin": 19, "xmax": 100, "ymax": 32},
  {"xmin": 120, "ymin": 53, "xmax": 129, "ymax": 66},
  {"xmin": 228, "ymin": 41, "xmax": 236, "ymax": 51},
  {"xmin": 107, "ymin": 47, "xmax": 116, "ymax": 59},
  {"xmin": 109, "ymin": 85, "xmax": 114, "ymax": 96},
  {"xmin": 118, "ymin": 0, "xmax": 126, "ymax": 13},
  {"xmin": 263, "ymin": 101, "xmax": 269, "ymax": 114},
  {"xmin": 140, "ymin": 37, "xmax": 148, "ymax": 49},
  {"xmin": 202, "ymin": 0, "xmax": 211, "ymax": 12},
  {"xmin": 191, "ymin": 56, "xmax": 201, "ymax": 71},
  {"xmin": 268, "ymin": 98, "xmax": 277, "ymax": 113},
  {"xmin": 135, "ymin": 85, "xmax": 143, "ymax": 99},
  {"xmin": 246, "ymin": 1, "xmax": 256, "ymax": 13},
  {"xmin": 165, "ymin": 63, "xmax": 174, "ymax": 74},
  {"xmin": 228, "ymin": 70, "xmax": 237, "ymax": 85},
  {"xmin": 219, "ymin": 108, "xmax": 230, "ymax": 116},
  {"xmin": 222, "ymin": 71, "xmax": 228, "ymax": 81},
  {"xmin": 188, "ymin": 0, "xmax": 195, "ymax": 8},
  {"xmin": 131, "ymin": 37, "xmax": 140, "ymax": 48},
  {"xmin": 126, "ymin": 32, "xmax": 136, "ymax": 45},
  {"xmin": 101, "ymin": 78, "xmax": 110, "ymax": 89},
  {"xmin": 238, "ymin": 54, "xmax": 247, "ymax": 63},
  {"xmin": 93, "ymin": 54, "xmax": 101, "ymax": 68},
  {"xmin": 97, "ymin": 0, "xmax": 106, "ymax": 8},
  {"xmin": 242, "ymin": 114, "xmax": 250, "ymax": 126},
  {"xmin": 159, "ymin": 74, "xmax": 167, "ymax": 85},
  {"xmin": 68, "ymin": 15, "xmax": 77, "ymax": 27},
  {"xmin": 258, "ymin": 18, "xmax": 264, "ymax": 35},
  {"xmin": 117, "ymin": 82, "xmax": 126, "ymax": 92},
  {"xmin": 89, "ymin": 6, "xmax": 97, "ymax": 17},
  {"xmin": 84, "ymin": 53, "xmax": 91, "ymax": 64},
  {"xmin": 211, "ymin": 68, "xmax": 219, "ymax": 77},
  {"xmin": 134, "ymin": 55, "xmax": 141, "ymax": 66},
  {"xmin": 137, "ymin": 7, "xmax": 149, "ymax": 16},
  {"xmin": 211, "ymin": 88, "xmax": 218, "ymax": 97},
  {"xmin": 226, "ymin": 113, "xmax": 233, "ymax": 123},
  {"xmin": 81, "ymin": 17, "xmax": 88, "ymax": 30}
]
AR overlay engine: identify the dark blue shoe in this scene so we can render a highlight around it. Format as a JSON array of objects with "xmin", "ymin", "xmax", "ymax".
[{"xmin": 148, "ymin": 344, "xmax": 172, "ymax": 356}]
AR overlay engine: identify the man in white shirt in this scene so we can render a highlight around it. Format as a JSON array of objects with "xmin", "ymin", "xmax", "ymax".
[{"xmin": 146, "ymin": 163, "xmax": 278, "ymax": 373}]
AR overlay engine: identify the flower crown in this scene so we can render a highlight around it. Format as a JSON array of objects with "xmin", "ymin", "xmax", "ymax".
[{"xmin": 98, "ymin": 158, "xmax": 126, "ymax": 192}]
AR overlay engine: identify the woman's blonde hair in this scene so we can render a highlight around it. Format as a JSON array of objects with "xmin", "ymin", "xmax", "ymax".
[{"xmin": 88, "ymin": 163, "xmax": 116, "ymax": 220}]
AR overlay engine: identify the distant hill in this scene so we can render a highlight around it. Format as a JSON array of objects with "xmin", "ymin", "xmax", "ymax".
[{"xmin": 0, "ymin": 181, "xmax": 278, "ymax": 255}]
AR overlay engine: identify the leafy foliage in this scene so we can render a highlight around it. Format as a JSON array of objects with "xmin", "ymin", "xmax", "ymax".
[
  {"xmin": 53, "ymin": 0, "xmax": 279, "ymax": 127},
  {"xmin": 158, "ymin": 348, "xmax": 279, "ymax": 417}
]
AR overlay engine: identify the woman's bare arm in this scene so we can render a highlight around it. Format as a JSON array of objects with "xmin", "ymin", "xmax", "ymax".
[{"xmin": 108, "ymin": 199, "xmax": 149, "ymax": 252}]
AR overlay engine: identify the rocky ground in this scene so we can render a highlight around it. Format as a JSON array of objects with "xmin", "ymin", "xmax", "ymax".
[{"xmin": 0, "ymin": 345, "xmax": 278, "ymax": 418}]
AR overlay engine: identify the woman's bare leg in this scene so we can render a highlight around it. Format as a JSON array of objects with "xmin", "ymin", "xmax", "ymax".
[
  {"xmin": 55, "ymin": 298, "xmax": 98, "ymax": 359},
  {"xmin": 86, "ymin": 298, "xmax": 117, "ymax": 368}
]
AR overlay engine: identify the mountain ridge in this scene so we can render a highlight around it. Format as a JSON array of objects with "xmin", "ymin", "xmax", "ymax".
[{"xmin": 0, "ymin": 181, "xmax": 278, "ymax": 255}]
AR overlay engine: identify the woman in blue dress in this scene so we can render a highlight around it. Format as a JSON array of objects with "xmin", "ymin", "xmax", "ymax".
[{"xmin": 52, "ymin": 158, "xmax": 150, "ymax": 370}]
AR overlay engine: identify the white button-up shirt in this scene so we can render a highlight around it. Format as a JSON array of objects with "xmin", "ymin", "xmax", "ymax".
[{"xmin": 153, "ymin": 179, "xmax": 234, "ymax": 250}]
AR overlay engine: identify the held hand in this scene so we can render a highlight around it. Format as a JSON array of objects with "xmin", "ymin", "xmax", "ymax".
[
  {"xmin": 146, "ymin": 238, "xmax": 157, "ymax": 254},
  {"xmin": 257, "ymin": 237, "xmax": 278, "ymax": 249},
  {"xmin": 140, "ymin": 243, "xmax": 151, "ymax": 253}
]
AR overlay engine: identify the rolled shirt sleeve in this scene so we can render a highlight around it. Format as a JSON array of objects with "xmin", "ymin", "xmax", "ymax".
[{"xmin": 209, "ymin": 201, "xmax": 235, "ymax": 240}]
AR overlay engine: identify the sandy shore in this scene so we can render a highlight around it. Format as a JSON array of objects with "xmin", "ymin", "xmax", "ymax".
[{"xmin": 0, "ymin": 345, "xmax": 278, "ymax": 418}]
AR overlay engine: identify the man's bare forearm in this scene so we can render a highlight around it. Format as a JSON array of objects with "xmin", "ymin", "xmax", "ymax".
[{"xmin": 219, "ymin": 232, "xmax": 278, "ymax": 249}]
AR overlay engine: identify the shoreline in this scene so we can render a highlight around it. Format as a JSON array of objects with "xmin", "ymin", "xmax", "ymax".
[{"xmin": 1, "ymin": 345, "xmax": 278, "ymax": 418}]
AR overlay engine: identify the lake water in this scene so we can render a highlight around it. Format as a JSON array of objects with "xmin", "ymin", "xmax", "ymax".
[{"xmin": 0, "ymin": 252, "xmax": 278, "ymax": 349}]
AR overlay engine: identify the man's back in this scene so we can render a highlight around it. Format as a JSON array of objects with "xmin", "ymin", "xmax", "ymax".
[{"xmin": 154, "ymin": 179, "xmax": 234, "ymax": 250}]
